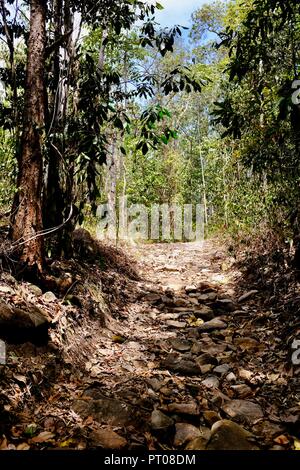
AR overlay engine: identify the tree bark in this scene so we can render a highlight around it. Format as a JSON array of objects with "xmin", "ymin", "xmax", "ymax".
[
  {"xmin": 43, "ymin": 0, "xmax": 64, "ymax": 251},
  {"xmin": 11, "ymin": 0, "xmax": 47, "ymax": 272}
]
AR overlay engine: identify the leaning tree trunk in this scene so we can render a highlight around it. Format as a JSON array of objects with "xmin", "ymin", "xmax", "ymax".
[{"xmin": 11, "ymin": 0, "xmax": 47, "ymax": 273}]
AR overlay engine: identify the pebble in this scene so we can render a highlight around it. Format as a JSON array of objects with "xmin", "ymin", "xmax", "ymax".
[
  {"xmin": 214, "ymin": 364, "xmax": 230, "ymax": 375},
  {"xmin": 198, "ymin": 318, "xmax": 227, "ymax": 332},
  {"xmin": 202, "ymin": 376, "xmax": 219, "ymax": 389}
]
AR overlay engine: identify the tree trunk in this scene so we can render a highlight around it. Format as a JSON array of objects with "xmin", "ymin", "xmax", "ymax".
[
  {"xmin": 43, "ymin": 0, "xmax": 64, "ymax": 255},
  {"xmin": 11, "ymin": 0, "xmax": 47, "ymax": 272}
]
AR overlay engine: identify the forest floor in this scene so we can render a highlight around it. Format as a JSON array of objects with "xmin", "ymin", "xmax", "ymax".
[{"xmin": 0, "ymin": 237, "xmax": 300, "ymax": 450}]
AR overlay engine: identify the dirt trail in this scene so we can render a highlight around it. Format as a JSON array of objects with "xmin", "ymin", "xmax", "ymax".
[
  {"xmin": 71, "ymin": 240, "xmax": 299, "ymax": 450},
  {"xmin": 1, "ymin": 239, "xmax": 299, "ymax": 450}
]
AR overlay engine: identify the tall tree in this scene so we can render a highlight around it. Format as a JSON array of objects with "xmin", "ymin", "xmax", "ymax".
[{"xmin": 11, "ymin": 0, "xmax": 47, "ymax": 272}]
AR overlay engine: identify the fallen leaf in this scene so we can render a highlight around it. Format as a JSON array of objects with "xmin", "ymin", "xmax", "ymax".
[
  {"xmin": 84, "ymin": 416, "xmax": 94, "ymax": 426},
  {"xmin": 31, "ymin": 431, "xmax": 55, "ymax": 443},
  {"xmin": 24, "ymin": 423, "xmax": 38, "ymax": 437},
  {"xmin": 112, "ymin": 335, "xmax": 127, "ymax": 344},
  {"xmin": 294, "ymin": 439, "xmax": 300, "ymax": 450},
  {"xmin": 17, "ymin": 443, "xmax": 30, "ymax": 451},
  {"xmin": 0, "ymin": 436, "xmax": 8, "ymax": 450},
  {"xmin": 58, "ymin": 438, "xmax": 75, "ymax": 448},
  {"xmin": 274, "ymin": 435, "xmax": 290, "ymax": 445},
  {"xmin": 13, "ymin": 374, "xmax": 27, "ymax": 385},
  {"xmin": 188, "ymin": 316, "xmax": 204, "ymax": 327}
]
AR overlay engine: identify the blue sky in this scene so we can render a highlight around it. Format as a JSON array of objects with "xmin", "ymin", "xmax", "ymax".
[{"xmin": 155, "ymin": 0, "xmax": 215, "ymax": 28}]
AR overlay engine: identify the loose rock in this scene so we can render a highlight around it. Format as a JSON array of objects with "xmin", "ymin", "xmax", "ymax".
[
  {"xmin": 151, "ymin": 410, "xmax": 174, "ymax": 431},
  {"xmin": 203, "ymin": 411, "xmax": 220, "ymax": 427},
  {"xmin": 174, "ymin": 423, "xmax": 201, "ymax": 447},
  {"xmin": 231, "ymin": 384, "xmax": 252, "ymax": 398},
  {"xmin": 214, "ymin": 364, "xmax": 230, "ymax": 375},
  {"xmin": 238, "ymin": 290, "xmax": 259, "ymax": 303},
  {"xmin": 207, "ymin": 420, "xmax": 259, "ymax": 450},
  {"xmin": 90, "ymin": 428, "xmax": 127, "ymax": 449},
  {"xmin": 202, "ymin": 376, "xmax": 219, "ymax": 389},
  {"xmin": 198, "ymin": 318, "xmax": 227, "ymax": 332},
  {"xmin": 169, "ymin": 339, "xmax": 191, "ymax": 352},
  {"xmin": 42, "ymin": 291, "xmax": 57, "ymax": 302},
  {"xmin": 223, "ymin": 400, "xmax": 264, "ymax": 421},
  {"xmin": 168, "ymin": 402, "xmax": 199, "ymax": 416}
]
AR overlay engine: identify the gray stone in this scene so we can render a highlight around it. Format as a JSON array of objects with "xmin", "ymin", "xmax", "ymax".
[
  {"xmin": 172, "ymin": 307, "xmax": 194, "ymax": 313},
  {"xmin": 174, "ymin": 298, "xmax": 189, "ymax": 307},
  {"xmin": 226, "ymin": 372, "xmax": 237, "ymax": 382},
  {"xmin": 168, "ymin": 402, "xmax": 199, "ymax": 416},
  {"xmin": 165, "ymin": 320, "xmax": 186, "ymax": 329},
  {"xmin": 146, "ymin": 378, "xmax": 163, "ymax": 392},
  {"xmin": 193, "ymin": 306, "xmax": 214, "ymax": 320},
  {"xmin": 234, "ymin": 337, "xmax": 261, "ymax": 352},
  {"xmin": 213, "ymin": 299, "xmax": 236, "ymax": 312},
  {"xmin": 169, "ymin": 339, "xmax": 192, "ymax": 352},
  {"xmin": 191, "ymin": 340, "xmax": 227, "ymax": 355},
  {"xmin": 164, "ymin": 265, "xmax": 181, "ymax": 272},
  {"xmin": 207, "ymin": 420, "xmax": 259, "ymax": 450},
  {"xmin": 27, "ymin": 284, "xmax": 43, "ymax": 297},
  {"xmin": 198, "ymin": 318, "xmax": 227, "ymax": 332},
  {"xmin": 174, "ymin": 423, "xmax": 201, "ymax": 447},
  {"xmin": 90, "ymin": 428, "xmax": 127, "ymax": 449},
  {"xmin": 202, "ymin": 376, "xmax": 219, "ymax": 389},
  {"xmin": 203, "ymin": 411, "xmax": 220, "ymax": 427},
  {"xmin": 0, "ymin": 300, "xmax": 50, "ymax": 328},
  {"xmin": 185, "ymin": 285, "xmax": 197, "ymax": 294},
  {"xmin": 42, "ymin": 291, "xmax": 57, "ymax": 302},
  {"xmin": 196, "ymin": 353, "xmax": 218, "ymax": 366},
  {"xmin": 198, "ymin": 292, "xmax": 217, "ymax": 302},
  {"xmin": 151, "ymin": 410, "xmax": 174, "ymax": 430},
  {"xmin": 200, "ymin": 364, "xmax": 213, "ymax": 374},
  {"xmin": 231, "ymin": 384, "xmax": 252, "ymax": 398},
  {"xmin": 161, "ymin": 295, "xmax": 174, "ymax": 306},
  {"xmin": 162, "ymin": 354, "xmax": 201, "ymax": 375},
  {"xmin": 213, "ymin": 364, "xmax": 230, "ymax": 375},
  {"xmin": 185, "ymin": 437, "xmax": 208, "ymax": 450},
  {"xmin": 222, "ymin": 400, "xmax": 264, "ymax": 421},
  {"xmin": 144, "ymin": 293, "xmax": 161, "ymax": 302},
  {"xmin": 159, "ymin": 313, "xmax": 182, "ymax": 321},
  {"xmin": 73, "ymin": 398, "xmax": 138, "ymax": 427},
  {"xmin": 238, "ymin": 290, "xmax": 258, "ymax": 303}
]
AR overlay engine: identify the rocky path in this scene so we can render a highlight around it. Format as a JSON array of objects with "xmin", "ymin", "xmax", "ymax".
[
  {"xmin": 1, "ymin": 239, "xmax": 299, "ymax": 450},
  {"xmin": 72, "ymin": 240, "xmax": 299, "ymax": 450}
]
